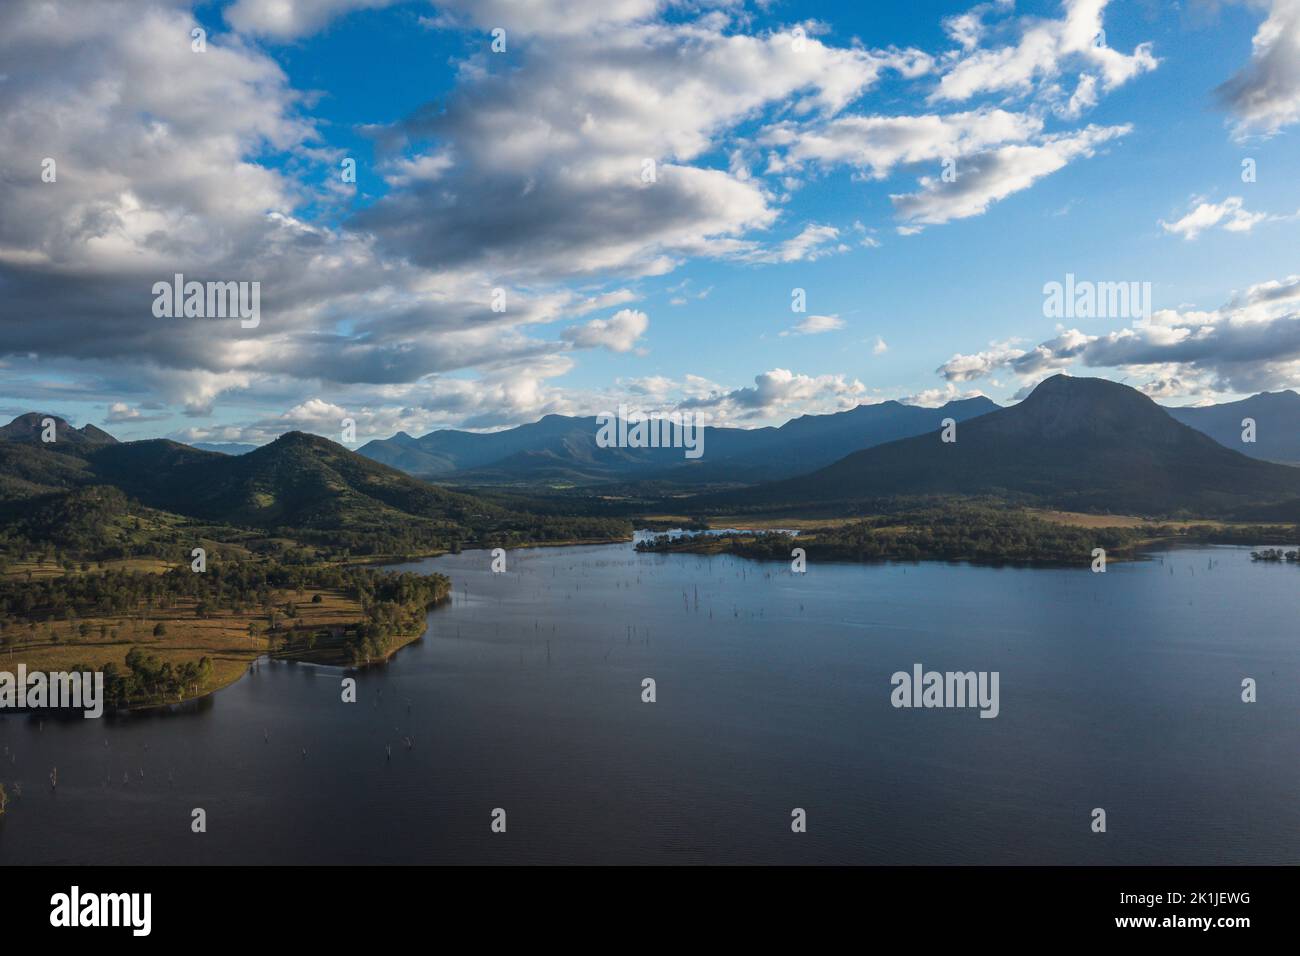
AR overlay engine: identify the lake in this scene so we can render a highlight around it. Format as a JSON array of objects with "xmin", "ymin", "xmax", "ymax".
[{"xmin": 2, "ymin": 538, "xmax": 1297, "ymax": 864}]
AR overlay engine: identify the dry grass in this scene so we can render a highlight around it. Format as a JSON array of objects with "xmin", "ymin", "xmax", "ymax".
[
  {"xmin": 1, "ymin": 588, "xmax": 366, "ymax": 701},
  {"xmin": 3, "ymin": 556, "xmax": 174, "ymax": 580},
  {"xmin": 1025, "ymin": 509, "xmax": 1229, "ymax": 530}
]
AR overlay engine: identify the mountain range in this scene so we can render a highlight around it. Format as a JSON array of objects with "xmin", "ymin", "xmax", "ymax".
[
  {"xmin": 92, "ymin": 388, "xmax": 1300, "ymax": 489},
  {"xmin": 1166, "ymin": 391, "xmax": 1300, "ymax": 465},
  {"xmin": 2, "ymin": 377, "xmax": 1299, "ymax": 528},
  {"xmin": 700, "ymin": 375, "xmax": 1300, "ymax": 517},
  {"xmin": 355, "ymin": 387, "xmax": 1300, "ymax": 485},
  {"xmin": 356, "ymin": 397, "xmax": 1001, "ymax": 485}
]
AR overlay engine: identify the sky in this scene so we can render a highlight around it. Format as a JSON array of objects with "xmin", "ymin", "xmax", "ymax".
[{"xmin": 1, "ymin": 0, "xmax": 1299, "ymax": 445}]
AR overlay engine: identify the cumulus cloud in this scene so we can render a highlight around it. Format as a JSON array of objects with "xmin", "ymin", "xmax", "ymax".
[
  {"xmin": 561, "ymin": 309, "xmax": 649, "ymax": 352},
  {"xmin": 934, "ymin": 273, "xmax": 1300, "ymax": 397},
  {"xmin": 349, "ymin": 17, "xmax": 909, "ymax": 280},
  {"xmin": 1159, "ymin": 196, "xmax": 1269, "ymax": 239},
  {"xmin": 902, "ymin": 383, "xmax": 990, "ymax": 407},
  {"xmin": 678, "ymin": 368, "xmax": 870, "ymax": 420},
  {"xmin": 225, "ymin": 0, "xmax": 401, "ymax": 39},
  {"xmin": 0, "ymin": 0, "xmax": 1177, "ymax": 437},
  {"xmin": 103, "ymin": 402, "xmax": 166, "ymax": 424},
  {"xmin": 937, "ymin": 341, "xmax": 1031, "ymax": 383},
  {"xmin": 420, "ymin": 0, "xmax": 665, "ymax": 37},
  {"xmin": 1216, "ymin": 0, "xmax": 1300, "ymax": 137},
  {"xmin": 931, "ymin": 0, "xmax": 1158, "ymax": 104},
  {"xmin": 754, "ymin": 1, "xmax": 1158, "ymax": 234}
]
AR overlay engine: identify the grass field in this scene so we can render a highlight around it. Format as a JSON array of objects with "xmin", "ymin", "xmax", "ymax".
[
  {"xmin": 0, "ymin": 587, "xmax": 426, "ymax": 708},
  {"xmin": 2, "ymin": 556, "xmax": 174, "ymax": 580}
]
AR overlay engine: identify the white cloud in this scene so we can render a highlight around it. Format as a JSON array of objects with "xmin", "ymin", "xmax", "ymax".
[
  {"xmin": 781, "ymin": 314, "xmax": 845, "ymax": 336},
  {"xmin": 679, "ymin": 367, "xmax": 869, "ymax": 421},
  {"xmin": 421, "ymin": 0, "xmax": 664, "ymax": 37},
  {"xmin": 104, "ymin": 402, "xmax": 143, "ymax": 423},
  {"xmin": 1217, "ymin": 0, "xmax": 1300, "ymax": 137},
  {"xmin": 892, "ymin": 124, "xmax": 1130, "ymax": 228},
  {"xmin": 225, "ymin": 0, "xmax": 401, "ymax": 39},
  {"xmin": 902, "ymin": 383, "xmax": 989, "ymax": 407},
  {"xmin": 937, "ymin": 341, "xmax": 1030, "ymax": 383},
  {"xmin": 352, "ymin": 18, "xmax": 915, "ymax": 280},
  {"xmin": 764, "ymin": 107, "xmax": 1043, "ymax": 179},
  {"xmin": 932, "ymin": 0, "xmax": 1157, "ymax": 103},
  {"xmin": 561, "ymin": 308, "xmax": 649, "ymax": 352},
  {"xmin": 1058, "ymin": 73, "xmax": 1099, "ymax": 119},
  {"xmin": 934, "ymin": 273, "xmax": 1300, "ymax": 397},
  {"xmin": 1159, "ymin": 196, "xmax": 1269, "ymax": 240},
  {"xmin": 752, "ymin": 224, "xmax": 849, "ymax": 264}
]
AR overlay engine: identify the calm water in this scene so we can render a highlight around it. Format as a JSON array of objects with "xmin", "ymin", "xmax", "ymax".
[{"xmin": 2, "ymin": 538, "xmax": 1297, "ymax": 865}]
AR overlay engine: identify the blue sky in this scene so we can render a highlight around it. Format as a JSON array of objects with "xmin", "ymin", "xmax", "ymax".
[{"xmin": 2, "ymin": 0, "xmax": 1299, "ymax": 445}]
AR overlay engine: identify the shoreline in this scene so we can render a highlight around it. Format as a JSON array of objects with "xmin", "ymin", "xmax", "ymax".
[
  {"xmin": 632, "ymin": 528, "xmax": 1299, "ymax": 569},
  {"xmin": 5, "ymin": 531, "xmax": 1292, "ymax": 716}
]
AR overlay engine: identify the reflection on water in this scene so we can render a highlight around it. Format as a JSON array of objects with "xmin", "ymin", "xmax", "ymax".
[{"xmin": 1, "ymin": 540, "xmax": 1297, "ymax": 864}]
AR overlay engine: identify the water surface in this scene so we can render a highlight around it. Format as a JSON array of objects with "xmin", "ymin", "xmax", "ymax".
[{"xmin": 1, "ymin": 540, "xmax": 1296, "ymax": 864}]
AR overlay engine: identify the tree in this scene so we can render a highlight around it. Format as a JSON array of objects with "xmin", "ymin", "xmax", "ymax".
[{"xmin": 152, "ymin": 622, "xmax": 167, "ymax": 638}]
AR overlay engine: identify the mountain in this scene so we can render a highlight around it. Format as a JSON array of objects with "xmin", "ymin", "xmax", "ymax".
[
  {"xmin": 703, "ymin": 376, "xmax": 1300, "ymax": 517},
  {"xmin": 60, "ymin": 432, "xmax": 486, "ymax": 532},
  {"xmin": 1166, "ymin": 391, "xmax": 1300, "ymax": 464},
  {"xmin": 0, "ymin": 413, "xmax": 119, "ymax": 447},
  {"xmin": 0, "ymin": 416, "xmax": 629, "ymax": 552},
  {"xmin": 648, "ymin": 396, "xmax": 1000, "ymax": 485},
  {"xmin": 358, "ymin": 397, "xmax": 1002, "ymax": 486},
  {"xmin": 359, "ymin": 414, "xmax": 711, "ymax": 481},
  {"xmin": 192, "ymin": 441, "xmax": 260, "ymax": 455},
  {"xmin": 0, "ymin": 416, "xmax": 488, "ymax": 533}
]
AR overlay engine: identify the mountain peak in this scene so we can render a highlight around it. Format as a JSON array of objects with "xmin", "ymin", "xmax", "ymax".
[
  {"xmin": 268, "ymin": 430, "xmax": 339, "ymax": 449},
  {"xmin": 717, "ymin": 374, "xmax": 1300, "ymax": 516},
  {"xmin": 1005, "ymin": 375, "xmax": 1163, "ymax": 436},
  {"xmin": 941, "ymin": 395, "xmax": 999, "ymax": 413},
  {"xmin": 0, "ymin": 412, "xmax": 119, "ymax": 445}
]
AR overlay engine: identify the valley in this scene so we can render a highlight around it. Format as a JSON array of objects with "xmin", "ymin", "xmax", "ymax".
[{"xmin": 3, "ymin": 374, "xmax": 1298, "ymax": 715}]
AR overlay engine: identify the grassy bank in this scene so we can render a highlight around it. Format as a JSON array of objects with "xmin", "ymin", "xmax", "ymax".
[{"xmin": 0, "ymin": 563, "xmax": 449, "ymax": 710}]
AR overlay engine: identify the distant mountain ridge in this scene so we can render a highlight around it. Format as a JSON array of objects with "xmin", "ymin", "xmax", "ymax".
[
  {"xmin": 698, "ymin": 376, "xmax": 1300, "ymax": 517},
  {"xmin": 1, "ymin": 378, "xmax": 1297, "ymax": 521},
  {"xmin": 358, "ymin": 397, "xmax": 1003, "ymax": 485},
  {"xmin": 192, "ymin": 441, "xmax": 260, "ymax": 456},
  {"xmin": 1167, "ymin": 391, "xmax": 1300, "ymax": 464}
]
